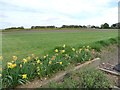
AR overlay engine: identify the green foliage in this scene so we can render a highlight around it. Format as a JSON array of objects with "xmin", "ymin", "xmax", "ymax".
[
  {"xmin": 78, "ymin": 69, "xmax": 110, "ymax": 88},
  {"xmin": 89, "ymin": 37, "xmax": 118, "ymax": 51},
  {"xmin": 48, "ymin": 69, "xmax": 111, "ymax": 88},
  {"xmin": 2, "ymin": 45, "xmax": 95, "ymax": 88},
  {"xmin": 101, "ymin": 23, "xmax": 109, "ymax": 29}
]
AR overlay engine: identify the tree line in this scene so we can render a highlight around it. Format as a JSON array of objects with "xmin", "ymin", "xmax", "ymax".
[
  {"xmin": 4, "ymin": 26, "xmax": 24, "ymax": 30},
  {"xmin": 4, "ymin": 23, "xmax": 120, "ymax": 30}
]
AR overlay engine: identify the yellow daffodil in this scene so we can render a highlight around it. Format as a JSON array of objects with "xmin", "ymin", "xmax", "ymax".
[
  {"xmin": 38, "ymin": 72, "xmax": 40, "ymax": 75},
  {"xmin": 27, "ymin": 56, "xmax": 31, "ymax": 60},
  {"xmin": 7, "ymin": 62, "xmax": 16, "ymax": 69},
  {"xmin": 7, "ymin": 62, "xmax": 12, "ymax": 68},
  {"xmin": 23, "ymin": 58, "xmax": 27, "ymax": 64},
  {"xmin": 87, "ymin": 45, "xmax": 90, "ymax": 48},
  {"xmin": 20, "ymin": 64, "xmax": 22, "ymax": 68},
  {"xmin": 37, "ymin": 60, "xmax": 40, "ymax": 64},
  {"xmin": 54, "ymin": 49, "xmax": 58, "ymax": 53},
  {"xmin": 43, "ymin": 56, "xmax": 46, "ymax": 59},
  {"xmin": 49, "ymin": 61, "xmax": 52, "ymax": 64},
  {"xmin": 63, "ymin": 44, "xmax": 66, "ymax": 48},
  {"xmin": 0, "ymin": 56, "xmax": 3, "ymax": 60},
  {"xmin": 0, "ymin": 74, "xmax": 2, "ymax": 77},
  {"xmin": 31, "ymin": 54, "xmax": 35, "ymax": 58},
  {"xmin": 11, "ymin": 60, "xmax": 15, "ymax": 63},
  {"xmin": 72, "ymin": 48, "xmax": 75, "ymax": 51},
  {"xmin": 12, "ymin": 64, "xmax": 16, "ymax": 68},
  {"xmin": 59, "ymin": 62, "xmax": 62, "ymax": 65},
  {"xmin": 22, "ymin": 74, "xmax": 27, "ymax": 79},
  {"xmin": 35, "ymin": 57, "xmax": 39, "ymax": 60},
  {"xmin": 61, "ymin": 50, "xmax": 65, "ymax": 53},
  {"xmin": 12, "ymin": 56, "xmax": 17, "ymax": 61}
]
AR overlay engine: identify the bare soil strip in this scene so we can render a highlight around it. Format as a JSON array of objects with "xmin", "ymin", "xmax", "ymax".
[{"xmin": 99, "ymin": 44, "xmax": 119, "ymax": 87}]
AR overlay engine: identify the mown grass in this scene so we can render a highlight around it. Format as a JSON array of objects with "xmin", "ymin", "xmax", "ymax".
[{"xmin": 2, "ymin": 29, "xmax": 118, "ymax": 66}]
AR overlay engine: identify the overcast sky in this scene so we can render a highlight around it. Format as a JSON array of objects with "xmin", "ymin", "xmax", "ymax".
[{"xmin": 0, "ymin": 0, "xmax": 118, "ymax": 29}]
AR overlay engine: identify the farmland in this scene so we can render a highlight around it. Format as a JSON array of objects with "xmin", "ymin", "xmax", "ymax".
[
  {"xmin": 2, "ymin": 29, "xmax": 118, "ymax": 66},
  {"xmin": 1, "ymin": 29, "xmax": 119, "ymax": 88}
]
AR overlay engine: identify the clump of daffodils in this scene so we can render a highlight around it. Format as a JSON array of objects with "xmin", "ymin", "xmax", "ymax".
[
  {"xmin": 54, "ymin": 49, "xmax": 58, "ymax": 53},
  {"xmin": 7, "ymin": 62, "xmax": 16, "ymax": 69}
]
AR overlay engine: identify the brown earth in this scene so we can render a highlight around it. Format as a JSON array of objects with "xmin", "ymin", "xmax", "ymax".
[{"xmin": 99, "ymin": 44, "xmax": 119, "ymax": 87}]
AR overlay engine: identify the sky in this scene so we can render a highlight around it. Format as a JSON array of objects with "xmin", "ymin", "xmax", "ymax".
[{"xmin": 0, "ymin": 0, "xmax": 118, "ymax": 29}]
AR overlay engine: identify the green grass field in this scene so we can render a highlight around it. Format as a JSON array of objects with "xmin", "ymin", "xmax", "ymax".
[{"xmin": 2, "ymin": 29, "xmax": 118, "ymax": 66}]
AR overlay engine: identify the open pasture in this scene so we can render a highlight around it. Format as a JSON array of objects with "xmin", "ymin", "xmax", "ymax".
[{"xmin": 2, "ymin": 29, "xmax": 118, "ymax": 66}]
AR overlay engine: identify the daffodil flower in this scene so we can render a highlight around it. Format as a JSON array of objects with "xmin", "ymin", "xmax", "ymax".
[
  {"xmin": 37, "ymin": 60, "xmax": 40, "ymax": 64},
  {"xmin": 54, "ymin": 49, "xmax": 58, "ymax": 53},
  {"xmin": 72, "ymin": 48, "xmax": 75, "ymax": 51},
  {"xmin": 61, "ymin": 50, "xmax": 65, "ymax": 53},
  {"xmin": 12, "ymin": 56, "xmax": 17, "ymax": 61},
  {"xmin": 43, "ymin": 56, "xmax": 46, "ymax": 59},
  {"xmin": 59, "ymin": 62, "xmax": 62, "ymax": 65},
  {"xmin": 22, "ymin": 74, "xmax": 27, "ymax": 79},
  {"xmin": 31, "ymin": 54, "xmax": 35, "ymax": 58},
  {"xmin": 49, "ymin": 61, "xmax": 52, "ymax": 64},
  {"xmin": 63, "ymin": 44, "xmax": 66, "ymax": 48},
  {"xmin": 23, "ymin": 58, "xmax": 27, "ymax": 64},
  {"xmin": 20, "ymin": 64, "xmax": 22, "ymax": 68},
  {"xmin": 87, "ymin": 45, "xmax": 90, "ymax": 48},
  {"xmin": 27, "ymin": 56, "xmax": 31, "ymax": 60}
]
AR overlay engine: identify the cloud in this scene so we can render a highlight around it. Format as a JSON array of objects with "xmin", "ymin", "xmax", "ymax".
[{"xmin": 0, "ymin": 0, "xmax": 118, "ymax": 29}]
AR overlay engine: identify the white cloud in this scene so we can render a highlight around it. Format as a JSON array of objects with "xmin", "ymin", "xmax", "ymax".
[{"xmin": 0, "ymin": 0, "xmax": 118, "ymax": 28}]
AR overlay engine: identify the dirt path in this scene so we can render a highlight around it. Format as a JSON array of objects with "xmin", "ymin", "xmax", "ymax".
[
  {"xmin": 99, "ymin": 44, "xmax": 118, "ymax": 68},
  {"xmin": 99, "ymin": 44, "xmax": 119, "ymax": 87}
]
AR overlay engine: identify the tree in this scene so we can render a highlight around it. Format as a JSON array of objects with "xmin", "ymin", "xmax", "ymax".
[{"xmin": 101, "ymin": 23, "xmax": 109, "ymax": 29}]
